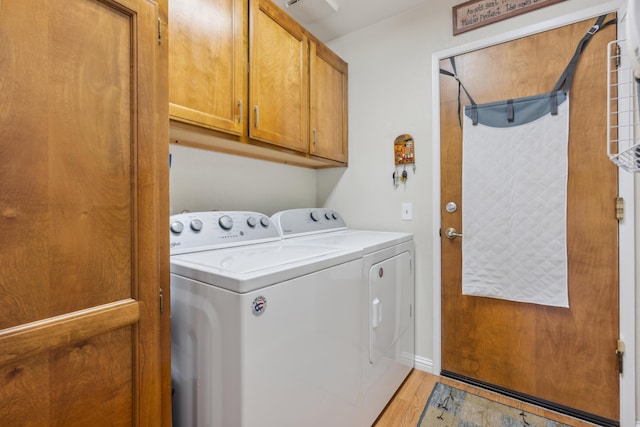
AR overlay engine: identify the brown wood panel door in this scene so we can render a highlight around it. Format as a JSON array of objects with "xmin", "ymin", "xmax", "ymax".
[
  {"xmin": 249, "ymin": 0, "xmax": 309, "ymax": 152},
  {"xmin": 0, "ymin": 0, "xmax": 168, "ymax": 425},
  {"xmin": 309, "ymin": 38, "xmax": 348, "ymax": 164},
  {"xmin": 169, "ymin": 0, "xmax": 248, "ymax": 136},
  {"xmin": 440, "ymin": 15, "xmax": 619, "ymax": 423}
]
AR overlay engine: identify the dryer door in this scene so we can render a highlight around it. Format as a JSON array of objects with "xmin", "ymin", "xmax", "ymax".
[{"xmin": 369, "ymin": 251, "xmax": 413, "ymax": 364}]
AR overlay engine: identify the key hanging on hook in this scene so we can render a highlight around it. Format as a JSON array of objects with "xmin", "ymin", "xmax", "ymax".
[{"xmin": 393, "ymin": 133, "xmax": 415, "ymax": 185}]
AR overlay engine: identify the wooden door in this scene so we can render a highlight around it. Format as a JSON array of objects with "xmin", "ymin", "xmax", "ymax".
[
  {"xmin": 0, "ymin": 0, "xmax": 168, "ymax": 425},
  {"xmin": 440, "ymin": 15, "xmax": 619, "ymax": 423},
  {"xmin": 169, "ymin": 0, "xmax": 248, "ymax": 136},
  {"xmin": 309, "ymin": 37, "xmax": 348, "ymax": 164},
  {"xmin": 249, "ymin": 0, "xmax": 309, "ymax": 152}
]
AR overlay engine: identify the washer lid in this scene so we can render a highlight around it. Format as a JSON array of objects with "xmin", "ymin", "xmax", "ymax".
[
  {"xmin": 170, "ymin": 242, "xmax": 362, "ymax": 293},
  {"xmin": 289, "ymin": 229, "xmax": 413, "ymax": 254}
]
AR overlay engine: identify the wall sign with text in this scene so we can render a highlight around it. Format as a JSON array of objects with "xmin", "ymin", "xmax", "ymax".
[{"xmin": 453, "ymin": 0, "xmax": 566, "ymax": 35}]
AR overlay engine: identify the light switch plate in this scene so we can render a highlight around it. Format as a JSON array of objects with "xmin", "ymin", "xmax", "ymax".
[{"xmin": 401, "ymin": 203, "xmax": 413, "ymax": 220}]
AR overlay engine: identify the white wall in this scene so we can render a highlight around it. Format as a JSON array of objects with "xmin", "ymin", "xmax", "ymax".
[{"xmin": 169, "ymin": 143, "xmax": 317, "ymax": 215}]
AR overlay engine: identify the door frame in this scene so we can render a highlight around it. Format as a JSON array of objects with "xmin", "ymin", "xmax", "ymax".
[{"xmin": 430, "ymin": 1, "xmax": 636, "ymax": 425}]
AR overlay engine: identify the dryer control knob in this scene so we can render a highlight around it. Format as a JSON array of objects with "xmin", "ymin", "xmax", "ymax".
[
  {"xmin": 218, "ymin": 215, "xmax": 233, "ymax": 230},
  {"xmin": 170, "ymin": 221, "xmax": 184, "ymax": 234},
  {"xmin": 247, "ymin": 217, "xmax": 257, "ymax": 228},
  {"xmin": 260, "ymin": 217, "xmax": 270, "ymax": 227},
  {"xmin": 324, "ymin": 212, "xmax": 332, "ymax": 220},
  {"xmin": 310, "ymin": 211, "xmax": 320, "ymax": 222},
  {"xmin": 190, "ymin": 219, "xmax": 203, "ymax": 231}
]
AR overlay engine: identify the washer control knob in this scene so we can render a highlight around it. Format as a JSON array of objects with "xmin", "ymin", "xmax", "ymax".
[
  {"xmin": 310, "ymin": 211, "xmax": 320, "ymax": 222},
  {"xmin": 218, "ymin": 215, "xmax": 233, "ymax": 230},
  {"xmin": 324, "ymin": 212, "xmax": 332, "ymax": 220},
  {"xmin": 260, "ymin": 217, "xmax": 270, "ymax": 227},
  {"xmin": 332, "ymin": 212, "xmax": 338, "ymax": 220},
  {"xmin": 247, "ymin": 217, "xmax": 257, "ymax": 228},
  {"xmin": 190, "ymin": 219, "xmax": 203, "ymax": 231},
  {"xmin": 170, "ymin": 221, "xmax": 184, "ymax": 234}
]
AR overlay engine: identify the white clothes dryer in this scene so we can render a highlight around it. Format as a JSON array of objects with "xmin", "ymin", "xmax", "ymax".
[
  {"xmin": 271, "ymin": 208, "xmax": 415, "ymax": 426},
  {"xmin": 169, "ymin": 211, "xmax": 366, "ymax": 427}
]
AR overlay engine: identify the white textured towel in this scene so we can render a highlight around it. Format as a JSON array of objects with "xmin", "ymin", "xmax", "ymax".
[{"xmin": 461, "ymin": 97, "xmax": 569, "ymax": 307}]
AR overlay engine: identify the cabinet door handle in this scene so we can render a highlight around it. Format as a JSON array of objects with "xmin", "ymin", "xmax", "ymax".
[
  {"xmin": 254, "ymin": 105, "xmax": 259, "ymax": 128},
  {"xmin": 238, "ymin": 100, "xmax": 243, "ymax": 124},
  {"xmin": 312, "ymin": 128, "xmax": 317, "ymax": 146}
]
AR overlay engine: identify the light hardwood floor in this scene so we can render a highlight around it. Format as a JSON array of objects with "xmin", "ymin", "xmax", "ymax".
[{"xmin": 373, "ymin": 369, "xmax": 598, "ymax": 426}]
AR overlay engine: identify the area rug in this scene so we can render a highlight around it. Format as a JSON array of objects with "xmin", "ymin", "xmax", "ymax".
[{"xmin": 417, "ymin": 382, "xmax": 572, "ymax": 427}]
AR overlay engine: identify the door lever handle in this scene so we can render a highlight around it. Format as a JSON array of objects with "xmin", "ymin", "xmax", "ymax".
[{"xmin": 445, "ymin": 228, "xmax": 463, "ymax": 240}]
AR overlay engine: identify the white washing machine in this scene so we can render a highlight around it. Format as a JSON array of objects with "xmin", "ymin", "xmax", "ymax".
[
  {"xmin": 271, "ymin": 208, "xmax": 415, "ymax": 426},
  {"xmin": 169, "ymin": 211, "xmax": 366, "ymax": 427}
]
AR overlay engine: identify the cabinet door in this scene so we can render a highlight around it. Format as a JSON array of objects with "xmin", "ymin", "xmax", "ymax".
[
  {"xmin": 249, "ymin": 0, "xmax": 309, "ymax": 152},
  {"xmin": 310, "ymin": 40, "xmax": 348, "ymax": 164},
  {"xmin": 169, "ymin": 0, "xmax": 247, "ymax": 135},
  {"xmin": 0, "ymin": 0, "xmax": 167, "ymax": 425}
]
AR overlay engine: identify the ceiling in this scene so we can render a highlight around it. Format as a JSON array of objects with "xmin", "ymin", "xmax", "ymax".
[{"xmin": 276, "ymin": 0, "xmax": 426, "ymax": 42}]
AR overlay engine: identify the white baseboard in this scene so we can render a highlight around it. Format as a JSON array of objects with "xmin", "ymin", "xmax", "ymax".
[{"xmin": 414, "ymin": 355, "xmax": 433, "ymax": 373}]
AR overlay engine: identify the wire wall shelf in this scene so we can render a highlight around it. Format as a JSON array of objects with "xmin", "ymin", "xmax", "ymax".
[{"xmin": 607, "ymin": 39, "xmax": 640, "ymax": 173}]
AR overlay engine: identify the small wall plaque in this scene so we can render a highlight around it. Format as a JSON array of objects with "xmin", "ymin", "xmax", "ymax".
[{"xmin": 453, "ymin": 0, "xmax": 567, "ymax": 35}]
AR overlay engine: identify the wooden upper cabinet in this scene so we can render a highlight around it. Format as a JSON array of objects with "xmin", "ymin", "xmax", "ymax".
[
  {"xmin": 169, "ymin": 0, "xmax": 248, "ymax": 135},
  {"xmin": 249, "ymin": 0, "xmax": 309, "ymax": 152},
  {"xmin": 168, "ymin": 0, "xmax": 348, "ymax": 167},
  {"xmin": 309, "ymin": 38, "xmax": 348, "ymax": 163}
]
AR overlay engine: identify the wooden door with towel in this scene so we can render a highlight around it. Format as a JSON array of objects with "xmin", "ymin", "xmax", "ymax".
[{"xmin": 440, "ymin": 14, "xmax": 619, "ymax": 424}]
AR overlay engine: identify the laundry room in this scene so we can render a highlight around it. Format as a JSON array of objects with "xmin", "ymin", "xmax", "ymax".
[
  {"xmin": 168, "ymin": 0, "xmax": 638, "ymax": 425},
  {"xmin": 2, "ymin": 0, "xmax": 639, "ymax": 426}
]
